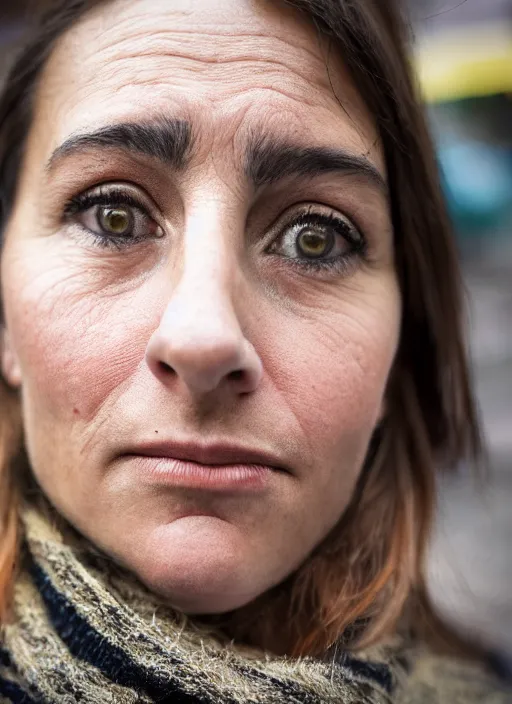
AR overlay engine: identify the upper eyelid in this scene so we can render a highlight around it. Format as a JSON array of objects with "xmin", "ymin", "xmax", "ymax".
[
  {"xmin": 286, "ymin": 214, "xmax": 357, "ymax": 236},
  {"xmin": 273, "ymin": 214, "xmax": 363, "ymax": 253},
  {"xmin": 66, "ymin": 183, "xmax": 159, "ymax": 213},
  {"xmin": 268, "ymin": 204, "xmax": 363, "ymax": 240}
]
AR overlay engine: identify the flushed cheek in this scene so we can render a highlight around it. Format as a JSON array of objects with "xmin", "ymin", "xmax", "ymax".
[
  {"xmin": 269, "ymin": 303, "xmax": 399, "ymax": 476},
  {"xmin": 3, "ymin": 260, "xmax": 159, "ymax": 422},
  {"xmin": 288, "ymin": 358, "xmax": 383, "ymax": 467}
]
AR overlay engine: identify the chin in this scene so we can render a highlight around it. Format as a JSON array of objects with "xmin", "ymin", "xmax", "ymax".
[
  {"xmin": 137, "ymin": 566, "xmax": 262, "ymax": 615},
  {"xmin": 126, "ymin": 518, "xmax": 268, "ymax": 615}
]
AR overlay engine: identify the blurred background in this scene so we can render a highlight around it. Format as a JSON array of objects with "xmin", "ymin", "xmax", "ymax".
[
  {"xmin": 1, "ymin": 0, "xmax": 511, "ymax": 659},
  {"xmin": 408, "ymin": 0, "xmax": 512, "ymax": 661}
]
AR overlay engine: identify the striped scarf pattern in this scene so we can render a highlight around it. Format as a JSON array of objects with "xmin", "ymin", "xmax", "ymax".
[{"xmin": 0, "ymin": 502, "xmax": 510, "ymax": 703}]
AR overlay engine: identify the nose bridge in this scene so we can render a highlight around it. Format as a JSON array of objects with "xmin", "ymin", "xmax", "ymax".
[
  {"xmin": 145, "ymin": 205, "xmax": 263, "ymax": 395},
  {"xmin": 171, "ymin": 205, "xmax": 240, "ymax": 329},
  {"xmin": 169, "ymin": 252, "xmax": 239, "ymax": 345}
]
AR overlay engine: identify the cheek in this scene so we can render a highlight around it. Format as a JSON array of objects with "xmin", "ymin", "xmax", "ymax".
[
  {"xmin": 264, "ymin": 283, "xmax": 400, "ymax": 467},
  {"xmin": 2, "ymin": 245, "xmax": 159, "ymax": 421}
]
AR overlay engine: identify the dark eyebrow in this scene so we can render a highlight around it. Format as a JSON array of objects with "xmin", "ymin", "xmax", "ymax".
[
  {"xmin": 46, "ymin": 118, "xmax": 193, "ymax": 172},
  {"xmin": 246, "ymin": 134, "xmax": 387, "ymax": 195}
]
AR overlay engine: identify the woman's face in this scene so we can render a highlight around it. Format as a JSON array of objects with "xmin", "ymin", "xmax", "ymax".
[{"xmin": 1, "ymin": 0, "xmax": 400, "ymax": 613}]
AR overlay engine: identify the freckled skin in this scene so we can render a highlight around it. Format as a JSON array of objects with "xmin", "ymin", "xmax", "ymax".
[{"xmin": 0, "ymin": 0, "xmax": 401, "ymax": 614}]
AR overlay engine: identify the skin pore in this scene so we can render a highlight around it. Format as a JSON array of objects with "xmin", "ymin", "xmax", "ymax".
[{"xmin": 0, "ymin": 0, "xmax": 401, "ymax": 615}]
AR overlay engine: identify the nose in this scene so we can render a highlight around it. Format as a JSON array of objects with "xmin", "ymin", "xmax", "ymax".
[{"xmin": 145, "ymin": 280, "xmax": 263, "ymax": 397}]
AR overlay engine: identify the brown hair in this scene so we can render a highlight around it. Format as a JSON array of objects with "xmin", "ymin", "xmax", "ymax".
[{"xmin": 0, "ymin": 0, "xmax": 482, "ymax": 658}]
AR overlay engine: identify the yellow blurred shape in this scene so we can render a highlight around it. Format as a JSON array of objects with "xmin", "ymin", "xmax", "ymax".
[{"xmin": 416, "ymin": 23, "xmax": 512, "ymax": 102}]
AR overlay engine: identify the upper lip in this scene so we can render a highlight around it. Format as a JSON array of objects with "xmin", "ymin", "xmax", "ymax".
[{"xmin": 124, "ymin": 441, "xmax": 289, "ymax": 472}]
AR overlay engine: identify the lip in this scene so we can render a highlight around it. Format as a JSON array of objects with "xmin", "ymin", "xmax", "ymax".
[
  {"xmin": 119, "ymin": 440, "xmax": 289, "ymax": 492},
  {"xmin": 123, "ymin": 440, "xmax": 289, "ymax": 472},
  {"xmin": 129, "ymin": 457, "xmax": 276, "ymax": 491}
]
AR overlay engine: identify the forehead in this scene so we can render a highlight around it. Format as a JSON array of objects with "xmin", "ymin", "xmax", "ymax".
[{"xmin": 34, "ymin": 0, "xmax": 382, "ymax": 170}]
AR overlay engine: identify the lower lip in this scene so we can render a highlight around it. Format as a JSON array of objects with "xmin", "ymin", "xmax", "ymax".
[{"xmin": 127, "ymin": 455, "xmax": 275, "ymax": 491}]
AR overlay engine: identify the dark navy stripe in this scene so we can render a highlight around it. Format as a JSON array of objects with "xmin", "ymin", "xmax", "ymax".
[
  {"xmin": 29, "ymin": 556, "xmax": 229, "ymax": 703},
  {"xmin": 0, "ymin": 647, "xmax": 12, "ymax": 668},
  {"xmin": 1, "ymin": 647, "xmax": 44, "ymax": 703},
  {"xmin": 488, "ymin": 650, "xmax": 512, "ymax": 684},
  {"xmin": 338, "ymin": 653, "xmax": 394, "ymax": 694},
  {"xmin": 28, "ymin": 553, "xmax": 330, "ymax": 703},
  {"xmin": 0, "ymin": 676, "xmax": 38, "ymax": 704},
  {"xmin": 235, "ymin": 664, "xmax": 324, "ymax": 703},
  {"xmin": 28, "ymin": 549, "xmax": 383, "ymax": 703}
]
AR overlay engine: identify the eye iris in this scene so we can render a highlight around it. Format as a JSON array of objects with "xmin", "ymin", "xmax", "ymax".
[
  {"xmin": 99, "ymin": 207, "xmax": 132, "ymax": 235},
  {"xmin": 297, "ymin": 228, "xmax": 333, "ymax": 258}
]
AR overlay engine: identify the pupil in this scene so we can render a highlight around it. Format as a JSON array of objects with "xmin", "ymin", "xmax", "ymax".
[
  {"xmin": 298, "ymin": 229, "xmax": 331, "ymax": 258},
  {"xmin": 101, "ymin": 208, "xmax": 131, "ymax": 235}
]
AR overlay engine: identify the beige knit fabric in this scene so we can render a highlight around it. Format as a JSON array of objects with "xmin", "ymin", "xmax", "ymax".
[{"xmin": 0, "ymin": 502, "xmax": 510, "ymax": 703}]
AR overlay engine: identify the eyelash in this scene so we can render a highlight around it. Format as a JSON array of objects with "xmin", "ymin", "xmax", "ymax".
[
  {"xmin": 269, "ymin": 209, "xmax": 366, "ymax": 275},
  {"xmin": 63, "ymin": 186, "xmax": 367, "ymax": 274},
  {"xmin": 64, "ymin": 186, "xmax": 160, "ymax": 250}
]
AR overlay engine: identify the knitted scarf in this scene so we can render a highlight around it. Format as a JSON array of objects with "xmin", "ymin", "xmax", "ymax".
[{"xmin": 0, "ymin": 502, "xmax": 510, "ymax": 704}]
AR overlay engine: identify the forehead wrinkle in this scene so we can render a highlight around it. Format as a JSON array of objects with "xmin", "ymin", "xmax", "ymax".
[
  {"xmin": 105, "ymin": 47, "xmax": 328, "ymax": 81},
  {"xmin": 87, "ymin": 27, "xmax": 327, "ymax": 66},
  {"xmin": 68, "ymin": 43, "xmax": 341, "ymax": 123},
  {"xmin": 40, "ymin": 0, "xmax": 366, "ymax": 115},
  {"xmin": 51, "ymin": 6, "xmax": 332, "ymax": 98},
  {"xmin": 77, "ymin": 0, "xmax": 328, "ymax": 64},
  {"xmin": 96, "ymin": 61, "xmax": 335, "ymax": 116},
  {"xmin": 37, "ymin": 0, "xmax": 382, "ymax": 179},
  {"xmin": 75, "ymin": 41, "xmax": 332, "ymax": 104}
]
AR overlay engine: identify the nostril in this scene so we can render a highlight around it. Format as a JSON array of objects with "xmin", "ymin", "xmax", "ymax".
[
  {"xmin": 158, "ymin": 361, "xmax": 174, "ymax": 374},
  {"xmin": 228, "ymin": 370, "xmax": 245, "ymax": 382}
]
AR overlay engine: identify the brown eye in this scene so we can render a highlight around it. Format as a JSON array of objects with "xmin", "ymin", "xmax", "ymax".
[
  {"xmin": 296, "ymin": 229, "xmax": 335, "ymax": 259},
  {"xmin": 271, "ymin": 211, "xmax": 355, "ymax": 262},
  {"xmin": 267, "ymin": 205, "xmax": 365, "ymax": 276},
  {"xmin": 65, "ymin": 186, "xmax": 164, "ymax": 247},
  {"xmin": 78, "ymin": 203, "xmax": 160, "ymax": 241},
  {"xmin": 98, "ymin": 207, "xmax": 134, "ymax": 237}
]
